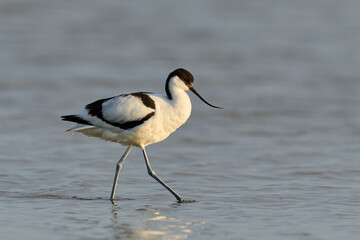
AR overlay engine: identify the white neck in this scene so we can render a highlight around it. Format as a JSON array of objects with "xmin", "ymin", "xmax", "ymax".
[
  {"xmin": 161, "ymin": 77, "xmax": 192, "ymax": 132},
  {"xmin": 168, "ymin": 78, "xmax": 191, "ymax": 110}
]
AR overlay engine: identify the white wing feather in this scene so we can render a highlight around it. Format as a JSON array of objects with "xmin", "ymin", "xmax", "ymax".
[{"xmin": 76, "ymin": 94, "xmax": 155, "ymax": 128}]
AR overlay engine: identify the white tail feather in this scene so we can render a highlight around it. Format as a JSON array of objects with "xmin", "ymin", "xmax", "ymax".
[{"xmin": 66, "ymin": 124, "xmax": 94, "ymax": 132}]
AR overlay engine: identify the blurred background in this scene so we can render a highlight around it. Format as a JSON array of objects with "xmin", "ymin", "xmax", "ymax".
[{"xmin": 1, "ymin": 0, "xmax": 360, "ymax": 239}]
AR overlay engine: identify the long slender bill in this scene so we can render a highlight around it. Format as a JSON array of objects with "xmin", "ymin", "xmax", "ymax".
[{"xmin": 189, "ymin": 87, "xmax": 223, "ymax": 109}]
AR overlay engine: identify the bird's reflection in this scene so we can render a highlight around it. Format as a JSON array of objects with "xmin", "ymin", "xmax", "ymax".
[{"xmin": 111, "ymin": 200, "xmax": 203, "ymax": 240}]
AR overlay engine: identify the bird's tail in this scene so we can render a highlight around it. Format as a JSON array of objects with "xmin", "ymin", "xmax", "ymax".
[
  {"xmin": 61, "ymin": 115, "xmax": 93, "ymax": 132},
  {"xmin": 61, "ymin": 115, "xmax": 91, "ymax": 125}
]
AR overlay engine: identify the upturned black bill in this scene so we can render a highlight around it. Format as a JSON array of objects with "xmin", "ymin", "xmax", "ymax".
[{"xmin": 189, "ymin": 87, "xmax": 223, "ymax": 109}]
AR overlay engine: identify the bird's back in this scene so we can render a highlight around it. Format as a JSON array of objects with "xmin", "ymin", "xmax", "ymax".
[{"xmin": 61, "ymin": 90, "xmax": 191, "ymax": 147}]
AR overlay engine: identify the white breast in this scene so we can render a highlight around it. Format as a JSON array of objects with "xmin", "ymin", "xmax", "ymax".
[{"xmin": 150, "ymin": 88, "xmax": 192, "ymax": 136}]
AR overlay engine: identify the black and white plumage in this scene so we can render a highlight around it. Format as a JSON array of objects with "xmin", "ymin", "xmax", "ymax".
[{"xmin": 61, "ymin": 68, "xmax": 222, "ymax": 202}]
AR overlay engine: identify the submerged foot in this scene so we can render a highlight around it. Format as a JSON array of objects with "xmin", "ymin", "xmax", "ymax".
[{"xmin": 177, "ymin": 198, "xmax": 196, "ymax": 203}]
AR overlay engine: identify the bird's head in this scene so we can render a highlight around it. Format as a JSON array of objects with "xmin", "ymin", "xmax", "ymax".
[{"xmin": 166, "ymin": 68, "xmax": 222, "ymax": 109}]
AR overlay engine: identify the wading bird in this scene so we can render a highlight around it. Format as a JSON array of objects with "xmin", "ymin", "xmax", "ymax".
[{"xmin": 62, "ymin": 68, "xmax": 221, "ymax": 202}]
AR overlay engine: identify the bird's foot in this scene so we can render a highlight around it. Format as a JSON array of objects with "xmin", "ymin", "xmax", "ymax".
[{"xmin": 177, "ymin": 198, "xmax": 196, "ymax": 203}]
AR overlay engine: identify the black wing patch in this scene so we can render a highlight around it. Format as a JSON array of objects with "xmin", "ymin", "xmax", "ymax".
[
  {"xmin": 61, "ymin": 115, "xmax": 92, "ymax": 125},
  {"xmin": 85, "ymin": 96, "xmax": 114, "ymax": 119},
  {"xmin": 106, "ymin": 112, "xmax": 155, "ymax": 129},
  {"xmin": 84, "ymin": 93, "xmax": 155, "ymax": 130},
  {"xmin": 130, "ymin": 92, "xmax": 156, "ymax": 109}
]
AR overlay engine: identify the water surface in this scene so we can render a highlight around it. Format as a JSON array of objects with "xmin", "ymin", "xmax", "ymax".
[{"xmin": 1, "ymin": 0, "xmax": 360, "ymax": 239}]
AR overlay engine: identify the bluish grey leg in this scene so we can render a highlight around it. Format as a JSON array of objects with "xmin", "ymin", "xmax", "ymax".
[
  {"xmin": 141, "ymin": 147, "xmax": 184, "ymax": 202},
  {"xmin": 110, "ymin": 146, "xmax": 132, "ymax": 201}
]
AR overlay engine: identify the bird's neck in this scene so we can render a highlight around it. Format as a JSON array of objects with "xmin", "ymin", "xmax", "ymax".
[
  {"xmin": 168, "ymin": 86, "xmax": 191, "ymax": 108},
  {"xmin": 164, "ymin": 79, "xmax": 192, "ymax": 124},
  {"xmin": 162, "ymin": 86, "xmax": 192, "ymax": 132}
]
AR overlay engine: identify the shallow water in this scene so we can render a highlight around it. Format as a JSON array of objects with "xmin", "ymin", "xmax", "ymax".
[{"xmin": 1, "ymin": 0, "xmax": 360, "ymax": 239}]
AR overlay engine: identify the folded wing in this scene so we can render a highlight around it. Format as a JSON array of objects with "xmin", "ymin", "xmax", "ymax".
[{"xmin": 62, "ymin": 92, "xmax": 156, "ymax": 130}]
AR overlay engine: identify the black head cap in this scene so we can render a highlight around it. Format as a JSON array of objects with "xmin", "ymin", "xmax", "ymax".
[
  {"xmin": 166, "ymin": 68, "xmax": 194, "ymax": 99},
  {"xmin": 164, "ymin": 68, "xmax": 222, "ymax": 109}
]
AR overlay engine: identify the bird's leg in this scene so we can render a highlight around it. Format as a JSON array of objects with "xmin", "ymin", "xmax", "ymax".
[
  {"xmin": 110, "ymin": 146, "xmax": 132, "ymax": 201},
  {"xmin": 141, "ymin": 147, "xmax": 184, "ymax": 202}
]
